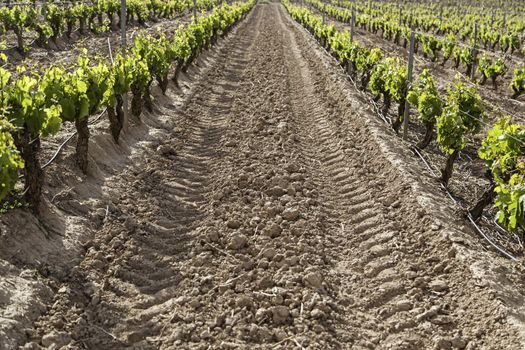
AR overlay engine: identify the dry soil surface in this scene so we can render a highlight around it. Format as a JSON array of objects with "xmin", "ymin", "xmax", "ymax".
[{"xmin": 2, "ymin": 3, "xmax": 525, "ymax": 350}]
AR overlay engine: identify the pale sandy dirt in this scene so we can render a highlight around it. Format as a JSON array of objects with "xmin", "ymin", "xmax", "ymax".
[{"xmin": 1, "ymin": 3, "xmax": 525, "ymax": 350}]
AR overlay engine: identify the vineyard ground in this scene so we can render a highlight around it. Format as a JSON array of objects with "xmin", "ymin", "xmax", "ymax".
[{"xmin": 2, "ymin": 2, "xmax": 525, "ymax": 349}]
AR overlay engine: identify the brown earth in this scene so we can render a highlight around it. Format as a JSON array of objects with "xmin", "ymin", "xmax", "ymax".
[{"xmin": 2, "ymin": 3, "xmax": 525, "ymax": 350}]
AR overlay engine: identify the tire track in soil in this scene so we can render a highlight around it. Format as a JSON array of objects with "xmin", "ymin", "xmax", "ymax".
[
  {"xmin": 277, "ymin": 4, "xmax": 522, "ymax": 349},
  {"xmin": 24, "ymin": 8, "xmax": 261, "ymax": 350}
]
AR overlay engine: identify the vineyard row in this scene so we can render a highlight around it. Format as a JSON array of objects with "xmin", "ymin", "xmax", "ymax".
[
  {"xmin": 0, "ymin": 0, "xmax": 218, "ymax": 54},
  {"xmin": 306, "ymin": 0, "xmax": 525, "ymax": 101},
  {"xmin": 0, "ymin": 0, "xmax": 255, "ymax": 214},
  {"xmin": 285, "ymin": 0, "xmax": 525, "ymax": 235}
]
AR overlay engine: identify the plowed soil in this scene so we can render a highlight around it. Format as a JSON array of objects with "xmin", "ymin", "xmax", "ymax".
[{"xmin": 2, "ymin": 3, "xmax": 525, "ymax": 350}]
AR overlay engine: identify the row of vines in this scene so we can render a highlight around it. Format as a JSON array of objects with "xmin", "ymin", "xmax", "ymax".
[
  {"xmin": 0, "ymin": 0, "xmax": 255, "ymax": 214},
  {"xmin": 0, "ymin": 0, "xmax": 218, "ymax": 53},
  {"xmin": 284, "ymin": 1, "xmax": 525, "ymax": 233},
  {"xmin": 331, "ymin": 0, "xmax": 525, "ymax": 56},
  {"xmin": 306, "ymin": 0, "xmax": 525, "ymax": 100}
]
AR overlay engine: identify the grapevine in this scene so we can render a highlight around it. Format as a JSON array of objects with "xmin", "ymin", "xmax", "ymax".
[
  {"xmin": 477, "ymin": 117, "xmax": 525, "ymax": 229},
  {"xmin": 436, "ymin": 78, "xmax": 484, "ymax": 185},
  {"xmin": 407, "ymin": 69, "xmax": 443, "ymax": 149},
  {"xmin": 477, "ymin": 55, "xmax": 507, "ymax": 90},
  {"xmin": 510, "ymin": 67, "xmax": 525, "ymax": 99},
  {"xmin": 5, "ymin": 69, "xmax": 62, "ymax": 211},
  {"xmin": 0, "ymin": 120, "xmax": 23, "ymax": 203}
]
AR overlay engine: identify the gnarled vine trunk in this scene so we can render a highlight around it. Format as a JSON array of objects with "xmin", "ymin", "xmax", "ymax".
[
  {"xmin": 14, "ymin": 27, "xmax": 24, "ymax": 54},
  {"xmin": 66, "ymin": 20, "xmax": 74, "ymax": 38},
  {"xmin": 13, "ymin": 131, "xmax": 43, "ymax": 213},
  {"xmin": 454, "ymin": 57, "xmax": 460, "ymax": 68},
  {"xmin": 108, "ymin": 94, "xmax": 125, "ymax": 143},
  {"xmin": 75, "ymin": 118, "xmax": 90, "ymax": 174},
  {"xmin": 143, "ymin": 81, "xmax": 153, "ymax": 112},
  {"xmin": 131, "ymin": 85, "xmax": 143, "ymax": 118},
  {"xmin": 491, "ymin": 76, "xmax": 498, "ymax": 90},
  {"xmin": 441, "ymin": 149, "xmax": 459, "ymax": 186},
  {"xmin": 469, "ymin": 182, "xmax": 497, "ymax": 221},
  {"xmin": 157, "ymin": 74, "xmax": 169, "ymax": 95},
  {"xmin": 392, "ymin": 98, "xmax": 405, "ymax": 133},
  {"xmin": 79, "ymin": 18, "xmax": 86, "ymax": 34},
  {"xmin": 511, "ymin": 88, "xmax": 522, "ymax": 99},
  {"xmin": 417, "ymin": 121, "xmax": 434, "ymax": 149},
  {"xmin": 172, "ymin": 60, "xmax": 184, "ymax": 88},
  {"xmin": 382, "ymin": 92, "xmax": 391, "ymax": 117},
  {"xmin": 480, "ymin": 75, "xmax": 487, "ymax": 85},
  {"xmin": 360, "ymin": 72, "xmax": 370, "ymax": 90},
  {"xmin": 465, "ymin": 64, "xmax": 473, "ymax": 77},
  {"xmin": 182, "ymin": 51, "xmax": 197, "ymax": 73}
]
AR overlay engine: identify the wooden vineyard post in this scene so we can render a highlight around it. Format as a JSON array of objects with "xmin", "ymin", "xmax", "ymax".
[
  {"xmin": 399, "ymin": 6, "xmax": 402, "ymax": 26},
  {"xmin": 42, "ymin": 0, "xmax": 47, "ymax": 18},
  {"xmin": 350, "ymin": 7, "xmax": 355, "ymax": 43},
  {"xmin": 322, "ymin": 0, "xmax": 326, "ymax": 26},
  {"xmin": 470, "ymin": 22, "xmax": 478, "ymax": 81},
  {"xmin": 368, "ymin": 0, "xmax": 371, "ymax": 31},
  {"xmin": 193, "ymin": 0, "xmax": 197, "ymax": 23},
  {"xmin": 120, "ymin": 0, "xmax": 127, "ymax": 63},
  {"xmin": 403, "ymin": 27, "xmax": 415, "ymax": 141},
  {"xmin": 121, "ymin": 0, "xmax": 129, "ymax": 131},
  {"xmin": 439, "ymin": 5, "xmax": 443, "ymax": 26}
]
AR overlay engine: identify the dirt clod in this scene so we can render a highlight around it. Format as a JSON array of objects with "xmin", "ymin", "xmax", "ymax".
[
  {"xmin": 282, "ymin": 208, "xmax": 300, "ymax": 221},
  {"xmin": 429, "ymin": 279, "xmax": 450, "ymax": 292},
  {"xmin": 227, "ymin": 219, "xmax": 242, "ymax": 229},
  {"xmin": 270, "ymin": 305, "xmax": 290, "ymax": 324},
  {"xmin": 263, "ymin": 223, "xmax": 282, "ymax": 238},
  {"xmin": 303, "ymin": 271, "xmax": 323, "ymax": 289},
  {"xmin": 228, "ymin": 233, "xmax": 248, "ymax": 250},
  {"xmin": 41, "ymin": 330, "xmax": 71, "ymax": 348}
]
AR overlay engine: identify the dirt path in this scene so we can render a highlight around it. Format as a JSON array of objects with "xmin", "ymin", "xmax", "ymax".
[{"xmin": 10, "ymin": 3, "xmax": 525, "ymax": 349}]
